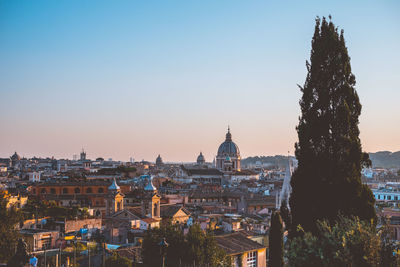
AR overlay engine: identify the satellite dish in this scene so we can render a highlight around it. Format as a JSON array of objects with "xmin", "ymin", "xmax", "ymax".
[{"xmin": 40, "ymin": 219, "xmax": 47, "ymax": 225}]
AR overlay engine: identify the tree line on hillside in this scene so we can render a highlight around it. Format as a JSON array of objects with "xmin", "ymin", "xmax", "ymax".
[
  {"xmin": 368, "ymin": 151, "xmax": 400, "ymax": 169},
  {"xmin": 241, "ymin": 155, "xmax": 296, "ymax": 168}
]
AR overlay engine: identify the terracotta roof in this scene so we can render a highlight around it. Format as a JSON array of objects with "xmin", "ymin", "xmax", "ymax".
[{"xmin": 215, "ymin": 232, "xmax": 266, "ymax": 255}]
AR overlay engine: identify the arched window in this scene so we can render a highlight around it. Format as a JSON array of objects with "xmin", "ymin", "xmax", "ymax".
[
  {"xmin": 74, "ymin": 187, "xmax": 80, "ymax": 194},
  {"xmin": 40, "ymin": 188, "xmax": 47, "ymax": 194},
  {"xmin": 98, "ymin": 187, "xmax": 104, "ymax": 193},
  {"xmin": 86, "ymin": 187, "xmax": 92, "ymax": 194},
  {"xmin": 50, "ymin": 188, "xmax": 56, "ymax": 194},
  {"xmin": 62, "ymin": 188, "xmax": 68, "ymax": 194}
]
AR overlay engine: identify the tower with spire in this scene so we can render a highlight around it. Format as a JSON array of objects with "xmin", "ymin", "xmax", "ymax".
[
  {"xmin": 141, "ymin": 176, "xmax": 161, "ymax": 218},
  {"xmin": 105, "ymin": 178, "xmax": 124, "ymax": 216}
]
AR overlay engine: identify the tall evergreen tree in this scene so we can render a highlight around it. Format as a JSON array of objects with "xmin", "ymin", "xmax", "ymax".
[
  {"xmin": 279, "ymin": 199, "xmax": 291, "ymax": 231},
  {"xmin": 289, "ymin": 17, "xmax": 376, "ymax": 234},
  {"xmin": 268, "ymin": 211, "xmax": 284, "ymax": 267},
  {"xmin": 0, "ymin": 193, "xmax": 23, "ymax": 264}
]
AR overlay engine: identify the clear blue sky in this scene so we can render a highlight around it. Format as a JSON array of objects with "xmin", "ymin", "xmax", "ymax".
[{"xmin": 0, "ymin": 0, "xmax": 399, "ymax": 162}]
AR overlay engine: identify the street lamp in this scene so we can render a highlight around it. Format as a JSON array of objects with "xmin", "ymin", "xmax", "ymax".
[{"xmin": 159, "ymin": 238, "xmax": 169, "ymax": 267}]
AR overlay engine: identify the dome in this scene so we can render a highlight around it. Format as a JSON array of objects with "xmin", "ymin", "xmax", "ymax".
[
  {"xmin": 156, "ymin": 155, "xmax": 163, "ymax": 166},
  {"xmin": 108, "ymin": 178, "xmax": 120, "ymax": 191},
  {"xmin": 11, "ymin": 152, "xmax": 21, "ymax": 161},
  {"xmin": 197, "ymin": 152, "xmax": 205, "ymax": 164},
  {"xmin": 145, "ymin": 176, "xmax": 157, "ymax": 191},
  {"xmin": 217, "ymin": 128, "xmax": 240, "ymax": 157}
]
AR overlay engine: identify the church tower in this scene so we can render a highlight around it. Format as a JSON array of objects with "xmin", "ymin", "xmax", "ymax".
[
  {"xmin": 141, "ymin": 176, "xmax": 161, "ymax": 218},
  {"xmin": 106, "ymin": 178, "xmax": 124, "ymax": 216}
]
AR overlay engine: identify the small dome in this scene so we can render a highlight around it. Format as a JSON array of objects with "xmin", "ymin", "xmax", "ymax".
[
  {"xmin": 11, "ymin": 152, "xmax": 21, "ymax": 161},
  {"xmin": 108, "ymin": 178, "xmax": 120, "ymax": 191},
  {"xmin": 145, "ymin": 176, "xmax": 157, "ymax": 191},
  {"xmin": 156, "ymin": 155, "xmax": 163, "ymax": 166},
  {"xmin": 197, "ymin": 152, "xmax": 205, "ymax": 164}
]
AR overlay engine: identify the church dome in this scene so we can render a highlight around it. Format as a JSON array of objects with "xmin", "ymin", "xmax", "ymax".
[
  {"xmin": 11, "ymin": 152, "xmax": 21, "ymax": 161},
  {"xmin": 197, "ymin": 152, "xmax": 205, "ymax": 164},
  {"xmin": 145, "ymin": 176, "xmax": 157, "ymax": 191},
  {"xmin": 156, "ymin": 155, "xmax": 163, "ymax": 166},
  {"xmin": 108, "ymin": 178, "xmax": 120, "ymax": 191},
  {"xmin": 217, "ymin": 128, "xmax": 240, "ymax": 157}
]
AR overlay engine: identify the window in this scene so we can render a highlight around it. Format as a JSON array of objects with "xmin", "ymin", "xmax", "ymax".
[
  {"xmin": 41, "ymin": 238, "xmax": 52, "ymax": 250},
  {"xmin": 74, "ymin": 187, "xmax": 80, "ymax": 194},
  {"xmin": 247, "ymin": 251, "xmax": 257, "ymax": 267},
  {"xmin": 86, "ymin": 187, "xmax": 92, "ymax": 194},
  {"xmin": 40, "ymin": 188, "xmax": 47, "ymax": 194},
  {"xmin": 98, "ymin": 187, "xmax": 104, "ymax": 193},
  {"xmin": 62, "ymin": 188, "xmax": 68, "ymax": 194},
  {"xmin": 50, "ymin": 188, "xmax": 56, "ymax": 194}
]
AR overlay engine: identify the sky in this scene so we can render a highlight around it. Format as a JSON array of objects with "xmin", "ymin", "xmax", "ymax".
[{"xmin": 0, "ymin": 0, "xmax": 399, "ymax": 162}]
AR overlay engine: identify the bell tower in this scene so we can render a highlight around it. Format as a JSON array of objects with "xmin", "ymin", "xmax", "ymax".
[
  {"xmin": 106, "ymin": 178, "xmax": 124, "ymax": 216},
  {"xmin": 141, "ymin": 176, "xmax": 160, "ymax": 218}
]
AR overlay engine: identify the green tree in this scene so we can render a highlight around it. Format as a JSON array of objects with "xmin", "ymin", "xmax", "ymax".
[
  {"xmin": 7, "ymin": 238, "xmax": 28, "ymax": 267},
  {"xmin": 279, "ymin": 199, "xmax": 291, "ymax": 231},
  {"xmin": 142, "ymin": 224, "xmax": 230, "ymax": 267},
  {"xmin": 289, "ymin": 16, "xmax": 376, "ymax": 234},
  {"xmin": 105, "ymin": 253, "xmax": 132, "ymax": 267},
  {"xmin": 288, "ymin": 216, "xmax": 382, "ymax": 267},
  {"xmin": 268, "ymin": 211, "xmax": 284, "ymax": 267},
  {"xmin": 0, "ymin": 194, "xmax": 23, "ymax": 263},
  {"xmin": 379, "ymin": 218, "xmax": 398, "ymax": 267}
]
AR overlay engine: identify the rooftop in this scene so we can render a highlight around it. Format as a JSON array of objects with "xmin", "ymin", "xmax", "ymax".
[{"xmin": 215, "ymin": 232, "xmax": 266, "ymax": 255}]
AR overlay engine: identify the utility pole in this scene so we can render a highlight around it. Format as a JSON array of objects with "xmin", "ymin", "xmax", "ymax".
[
  {"xmin": 59, "ymin": 246, "xmax": 62, "ymax": 267},
  {"xmin": 102, "ymin": 242, "xmax": 106, "ymax": 267},
  {"xmin": 73, "ymin": 239, "xmax": 77, "ymax": 267},
  {"xmin": 88, "ymin": 244, "xmax": 91, "ymax": 267},
  {"xmin": 44, "ymin": 248, "xmax": 47, "ymax": 267}
]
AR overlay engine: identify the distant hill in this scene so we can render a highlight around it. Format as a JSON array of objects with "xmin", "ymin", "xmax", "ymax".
[
  {"xmin": 242, "ymin": 151, "xmax": 400, "ymax": 169},
  {"xmin": 368, "ymin": 151, "xmax": 400, "ymax": 169}
]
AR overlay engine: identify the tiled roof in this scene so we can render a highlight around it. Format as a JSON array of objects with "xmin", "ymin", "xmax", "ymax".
[{"xmin": 215, "ymin": 232, "xmax": 266, "ymax": 255}]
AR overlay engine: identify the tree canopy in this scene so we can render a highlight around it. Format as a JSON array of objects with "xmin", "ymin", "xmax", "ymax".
[
  {"xmin": 0, "ymin": 193, "xmax": 23, "ymax": 263},
  {"xmin": 289, "ymin": 17, "xmax": 376, "ymax": 234},
  {"xmin": 142, "ymin": 224, "xmax": 230, "ymax": 267},
  {"xmin": 268, "ymin": 211, "xmax": 284, "ymax": 267}
]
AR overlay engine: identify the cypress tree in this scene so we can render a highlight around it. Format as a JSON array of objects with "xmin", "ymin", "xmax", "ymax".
[
  {"xmin": 289, "ymin": 17, "xmax": 376, "ymax": 234},
  {"xmin": 268, "ymin": 211, "xmax": 284, "ymax": 267}
]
